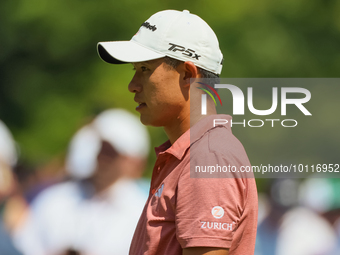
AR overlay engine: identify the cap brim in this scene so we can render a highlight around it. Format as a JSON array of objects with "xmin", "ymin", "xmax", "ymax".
[{"xmin": 97, "ymin": 41, "xmax": 165, "ymax": 64}]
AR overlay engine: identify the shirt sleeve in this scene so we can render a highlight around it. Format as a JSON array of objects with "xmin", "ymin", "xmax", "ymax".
[{"xmin": 175, "ymin": 128, "xmax": 251, "ymax": 249}]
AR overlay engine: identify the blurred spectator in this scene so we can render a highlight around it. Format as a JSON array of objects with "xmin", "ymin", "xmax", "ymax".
[
  {"xmin": 0, "ymin": 120, "xmax": 25, "ymax": 255},
  {"xmin": 14, "ymin": 109, "xmax": 150, "ymax": 255},
  {"xmin": 299, "ymin": 177, "xmax": 340, "ymax": 255},
  {"xmin": 335, "ymin": 219, "xmax": 340, "ymax": 253},
  {"xmin": 255, "ymin": 178, "xmax": 337, "ymax": 255}
]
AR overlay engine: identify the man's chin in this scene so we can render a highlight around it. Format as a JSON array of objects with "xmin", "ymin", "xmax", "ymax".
[
  {"xmin": 139, "ymin": 115, "xmax": 152, "ymax": 126},
  {"xmin": 139, "ymin": 115, "xmax": 163, "ymax": 127}
]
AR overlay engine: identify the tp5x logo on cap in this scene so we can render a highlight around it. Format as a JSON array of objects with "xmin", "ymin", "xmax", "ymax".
[{"xmin": 168, "ymin": 43, "xmax": 201, "ymax": 60}]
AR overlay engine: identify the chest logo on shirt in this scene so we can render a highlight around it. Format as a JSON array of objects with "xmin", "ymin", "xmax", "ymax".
[
  {"xmin": 211, "ymin": 206, "xmax": 224, "ymax": 219},
  {"xmin": 155, "ymin": 184, "xmax": 164, "ymax": 197}
]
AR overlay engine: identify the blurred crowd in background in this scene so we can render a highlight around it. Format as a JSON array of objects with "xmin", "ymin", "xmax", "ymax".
[
  {"xmin": 0, "ymin": 109, "xmax": 151, "ymax": 255},
  {"xmin": 255, "ymin": 178, "xmax": 340, "ymax": 255},
  {"xmin": 1, "ymin": 112, "xmax": 340, "ymax": 255}
]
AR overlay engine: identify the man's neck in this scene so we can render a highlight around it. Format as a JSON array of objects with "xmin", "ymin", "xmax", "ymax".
[
  {"xmin": 164, "ymin": 112, "xmax": 191, "ymax": 145},
  {"xmin": 164, "ymin": 105, "xmax": 217, "ymax": 145}
]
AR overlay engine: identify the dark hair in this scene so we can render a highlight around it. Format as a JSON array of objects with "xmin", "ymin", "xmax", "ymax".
[
  {"xmin": 163, "ymin": 56, "xmax": 220, "ymax": 99},
  {"xmin": 163, "ymin": 56, "xmax": 219, "ymax": 79}
]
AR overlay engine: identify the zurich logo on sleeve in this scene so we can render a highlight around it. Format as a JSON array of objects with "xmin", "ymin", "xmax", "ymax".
[{"xmin": 211, "ymin": 206, "xmax": 224, "ymax": 219}]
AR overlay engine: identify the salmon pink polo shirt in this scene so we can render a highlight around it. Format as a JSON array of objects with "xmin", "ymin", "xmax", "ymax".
[{"xmin": 129, "ymin": 115, "xmax": 258, "ymax": 255}]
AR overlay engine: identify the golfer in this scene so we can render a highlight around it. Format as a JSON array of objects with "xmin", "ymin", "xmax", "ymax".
[{"xmin": 97, "ymin": 9, "xmax": 258, "ymax": 255}]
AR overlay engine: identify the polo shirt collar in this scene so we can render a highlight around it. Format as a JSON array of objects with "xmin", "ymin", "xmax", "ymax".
[
  {"xmin": 155, "ymin": 131, "xmax": 190, "ymax": 160},
  {"xmin": 155, "ymin": 114, "xmax": 232, "ymax": 160},
  {"xmin": 190, "ymin": 114, "xmax": 232, "ymax": 144}
]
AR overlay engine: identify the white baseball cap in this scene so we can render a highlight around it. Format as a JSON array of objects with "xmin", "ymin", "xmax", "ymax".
[
  {"xmin": 97, "ymin": 10, "xmax": 223, "ymax": 75},
  {"xmin": 66, "ymin": 109, "xmax": 150, "ymax": 179},
  {"xmin": 0, "ymin": 120, "xmax": 17, "ymax": 167}
]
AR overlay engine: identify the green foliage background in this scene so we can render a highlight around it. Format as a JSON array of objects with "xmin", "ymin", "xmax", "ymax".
[{"xmin": 1, "ymin": 0, "xmax": 339, "ymax": 187}]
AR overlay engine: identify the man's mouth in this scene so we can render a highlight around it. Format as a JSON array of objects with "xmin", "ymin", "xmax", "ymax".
[{"xmin": 136, "ymin": 102, "xmax": 147, "ymax": 110}]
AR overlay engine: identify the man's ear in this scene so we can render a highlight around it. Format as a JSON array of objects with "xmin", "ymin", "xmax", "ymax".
[{"xmin": 182, "ymin": 61, "xmax": 198, "ymax": 86}]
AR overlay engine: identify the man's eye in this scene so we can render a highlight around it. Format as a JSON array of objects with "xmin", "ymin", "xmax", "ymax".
[{"xmin": 141, "ymin": 66, "xmax": 148, "ymax": 72}]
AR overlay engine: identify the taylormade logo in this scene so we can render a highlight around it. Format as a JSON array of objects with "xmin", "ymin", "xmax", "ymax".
[{"xmin": 141, "ymin": 22, "xmax": 157, "ymax": 31}]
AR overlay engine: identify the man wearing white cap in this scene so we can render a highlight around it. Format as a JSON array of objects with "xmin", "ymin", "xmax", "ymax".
[
  {"xmin": 14, "ymin": 109, "xmax": 151, "ymax": 255},
  {"xmin": 0, "ymin": 120, "xmax": 24, "ymax": 255},
  {"xmin": 98, "ymin": 10, "xmax": 258, "ymax": 255}
]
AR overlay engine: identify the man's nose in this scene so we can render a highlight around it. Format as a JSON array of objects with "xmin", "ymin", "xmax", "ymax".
[{"xmin": 128, "ymin": 73, "xmax": 142, "ymax": 93}]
